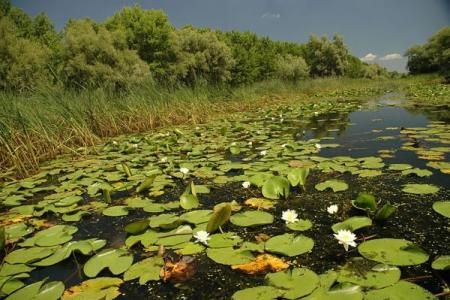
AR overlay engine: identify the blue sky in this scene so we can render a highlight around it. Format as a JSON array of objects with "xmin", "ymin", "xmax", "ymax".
[{"xmin": 12, "ymin": 0, "xmax": 450, "ymax": 72}]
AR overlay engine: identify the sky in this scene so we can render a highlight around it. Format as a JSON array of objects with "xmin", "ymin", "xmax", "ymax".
[{"xmin": 12, "ymin": 0, "xmax": 450, "ymax": 72}]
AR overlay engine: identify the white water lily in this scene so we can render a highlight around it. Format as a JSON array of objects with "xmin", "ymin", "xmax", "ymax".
[
  {"xmin": 112, "ymin": 141, "xmax": 118, "ymax": 146},
  {"xmin": 314, "ymin": 112, "xmax": 319, "ymax": 116},
  {"xmin": 242, "ymin": 181, "xmax": 251, "ymax": 189},
  {"xmin": 271, "ymin": 117, "xmax": 276, "ymax": 121},
  {"xmin": 248, "ymin": 141, "xmax": 253, "ymax": 146},
  {"xmin": 315, "ymin": 143, "xmax": 322, "ymax": 149},
  {"xmin": 231, "ymin": 142, "xmax": 237, "ymax": 146},
  {"xmin": 280, "ymin": 118, "xmax": 284, "ymax": 123},
  {"xmin": 282, "ymin": 209, "xmax": 299, "ymax": 224},
  {"xmin": 160, "ymin": 157, "xmax": 168, "ymax": 163},
  {"xmin": 281, "ymin": 143, "xmax": 287, "ymax": 148},
  {"xmin": 260, "ymin": 150, "xmax": 267, "ymax": 156},
  {"xmin": 193, "ymin": 230, "xmax": 210, "ymax": 245},
  {"xmin": 334, "ymin": 229, "xmax": 357, "ymax": 251},
  {"xmin": 327, "ymin": 204, "xmax": 338, "ymax": 214},
  {"xmin": 180, "ymin": 167, "xmax": 189, "ymax": 174}
]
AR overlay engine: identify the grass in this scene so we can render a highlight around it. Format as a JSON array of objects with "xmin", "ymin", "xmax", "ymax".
[{"xmin": 0, "ymin": 77, "xmax": 408, "ymax": 179}]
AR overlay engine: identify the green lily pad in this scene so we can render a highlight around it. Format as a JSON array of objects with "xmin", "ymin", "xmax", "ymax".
[
  {"xmin": 265, "ymin": 233, "xmax": 314, "ymax": 257},
  {"xmin": 432, "ymin": 201, "xmax": 450, "ymax": 218},
  {"xmin": 83, "ymin": 248, "xmax": 133, "ymax": 277},
  {"xmin": 286, "ymin": 219, "xmax": 313, "ymax": 231},
  {"xmin": 180, "ymin": 193, "xmax": 199, "ymax": 210},
  {"xmin": 389, "ymin": 164, "xmax": 413, "ymax": 171},
  {"xmin": 315, "ymin": 180, "xmax": 348, "ymax": 192},
  {"xmin": 6, "ymin": 279, "xmax": 64, "ymax": 300},
  {"xmin": 364, "ymin": 280, "xmax": 437, "ymax": 300},
  {"xmin": 175, "ymin": 242, "xmax": 205, "ymax": 255},
  {"xmin": 431, "ymin": 255, "xmax": 450, "ymax": 270},
  {"xmin": 287, "ymin": 168, "xmax": 310, "ymax": 189},
  {"xmin": 124, "ymin": 219, "xmax": 149, "ymax": 234},
  {"xmin": 102, "ymin": 206, "xmax": 130, "ymax": 217},
  {"xmin": 125, "ymin": 230, "xmax": 159, "ymax": 248},
  {"xmin": 148, "ymin": 213, "xmax": 180, "ymax": 229},
  {"xmin": 401, "ymin": 168, "xmax": 433, "ymax": 177},
  {"xmin": 332, "ymin": 217, "xmax": 372, "ymax": 233},
  {"xmin": 265, "ymin": 268, "xmax": 319, "ymax": 299},
  {"xmin": 337, "ymin": 257, "xmax": 401, "ymax": 289},
  {"xmin": 230, "ymin": 211, "xmax": 274, "ymax": 227},
  {"xmin": 206, "ymin": 247, "xmax": 254, "ymax": 265},
  {"xmin": 351, "ymin": 192, "xmax": 377, "ymax": 213},
  {"xmin": 5, "ymin": 247, "xmax": 56, "ymax": 264},
  {"xmin": 180, "ymin": 210, "xmax": 212, "ymax": 224},
  {"xmin": 0, "ymin": 263, "xmax": 34, "ymax": 277},
  {"xmin": 21, "ymin": 225, "xmax": 78, "ymax": 247},
  {"xmin": 231, "ymin": 286, "xmax": 282, "ymax": 300},
  {"xmin": 208, "ymin": 232, "xmax": 242, "ymax": 248},
  {"xmin": 61, "ymin": 277, "xmax": 123, "ymax": 300},
  {"xmin": 402, "ymin": 184, "xmax": 439, "ymax": 195},
  {"xmin": 358, "ymin": 239, "xmax": 429, "ymax": 266},
  {"xmin": 206, "ymin": 203, "xmax": 231, "ymax": 233},
  {"xmin": 123, "ymin": 257, "xmax": 164, "ymax": 284},
  {"xmin": 262, "ymin": 176, "xmax": 290, "ymax": 199},
  {"xmin": 249, "ymin": 173, "xmax": 273, "ymax": 187},
  {"xmin": 5, "ymin": 223, "xmax": 34, "ymax": 241}
]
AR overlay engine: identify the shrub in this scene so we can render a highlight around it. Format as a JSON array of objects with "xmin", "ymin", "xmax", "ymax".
[{"xmin": 275, "ymin": 54, "xmax": 309, "ymax": 81}]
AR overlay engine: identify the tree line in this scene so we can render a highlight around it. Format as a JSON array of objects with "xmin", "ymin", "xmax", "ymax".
[
  {"xmin": 0, "ymin": 1, "xmax": 394, "ymax": 93},
  {"xmin": 405, "ymin": 27, "xmax": 450, "ymax": 82}
]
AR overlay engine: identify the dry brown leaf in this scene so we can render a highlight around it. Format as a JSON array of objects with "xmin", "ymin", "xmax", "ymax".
[
  {"xmin": 231, "ymin": 254, "xmax": 289, "ymax": 275},
  {"xmin": 244, "ymin": 198, "xmax": 274, "ymax": 210},
  {"xmin": 255, "ymin": 233, "xmax": 271, "ymax": 243},
  {"xmin": 160, "ymin": 256, "xmax": 196, "ymax": 282}
]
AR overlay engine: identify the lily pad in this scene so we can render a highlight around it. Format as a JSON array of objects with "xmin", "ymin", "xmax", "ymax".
[
  {"xmin": 265, "ymin": 268, "xmax": 319, "ymax": 299},
  {"xmin": 5, "ymin": 247, "xmax": 56, "ymax": 264},
  {"xmin": 206, "ymin": 248, "xmax": 254, "ymax": 265},
  {"xmin": 287, "ymin": 168, "xmax": 310, "ymax": 189},
  {"xmin": 62, "ymin": 277, "xmax": 123, "ymax": 300},
  {"xmin": 358, "ymin": 239, "xmax": 429, "ymax": 266},
  {"xmin": 231, "ymin": 286, "xmax": 282, "ymax": 300},
  {"xmin": 431, "ymin": 255, "xmax": 450, "ymax": 270},
  {"xmin": 315, "ymin": 180, "xmax": 348, "ymax": 192},
  {"xmin": 206, "ymin": 203, "xmax": 231, "ymax": 233},
  {"xmin": 230, "ymin": 211, "xmax": 274, "ymax": 227},
  {"xmin": 402, "ymin": 184, "xmax": 439, "ymax": 195},
  {"xmin": 83, "ymin": 248, "xmax": 133, "ymax": 277},
  {"xmin": 102, "ymin": 206, "xmax": 130, "ymax": 217},
  {"xmin": 123, "ymin": 257, "xmax": 164, "ymax": 284},
  {"xmin": 286, "ymin": 219, "xmax": 313, "ymax": 231},
  {"xmin": 432, "ymin": 201, "xmax": 450, "ymax": 218},
  {"xmin": 265, "ymin": 234, "xmax": 314, "ymax": 257},
  {"xmin": 208, "ymin": 232, "xmax": 242, "ymax": 248},
  {"xmin": 6, "ymin": 279, "xmax": 64, "ymax": 300},
  {"xmin": 364, "ymin": 280, "xmax": 437, "ymax": 300},
  {"xmin": 351, "ymin": 192, "xmax": 377, "ymax": 213},
  {"xmin": 337, "ymin": 257, "xmax": 401, "ymax": 289},
  {"xmin": 331, "ymin": 217, "xmax": 372, "ymax": 233},
  {"xmin": 401, "ymin": 168, "xmax": 433, "ymax": 177},
  {"xmin": 180, "ymin": 210, "xmax": 212, "ymax": 224},
  {"xmin": 21, "ymin": 225, "xmax": 78, "ymax": 247},
  {"xmin": 262, "ymin": 176, "xmax": 290, "ymax": 199}
]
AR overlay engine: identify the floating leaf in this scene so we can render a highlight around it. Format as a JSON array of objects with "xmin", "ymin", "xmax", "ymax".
[
  {"xmin": 179, "ymin": 210, "xmax": 212, "ymax": 224},
  {"xmin": 265, "ymin": 234, "xmax": 314, "ymax": 257},
  {"xmin": 206, "ymin": 248, "xmax": 254, "ymax": 265},
  {"xmin": 230, "ymin": 211, "xmax": 274, "ymax": 227},
  {"xmin": 206, "ymin": 203, "xmax": 231, "ymax": 233},
  {"xmin": 21, "ymin": 225, "xmax": 78, "ymax": 247},
  {"xmin": 231, "ymin": 254, "xmax": 288, "ymax": 275},
  {"xmin": 286, "ymin": 219, "xmax": 312, "ymax": 231},
  {"xmin": 364, "ymin": 280, "xmax": 437, "ymax": 300},
  {"xmin": 148, "ymin": 214, "xmax": 179, "ymax": 229},
  {"xmin": 124, "ymin": 219, "xmax": 149, "ymax": 234},
  {"xmin": 208, "ymin": 232, "xmax": 242, "ymax": 248},
  {"xmin": 136, "ymin": 175, "xmax": 156, "ymax": 193},
  {"xmin": 125, "ymin": 230, "xmax": 158, "ymax": 248},
  {"xmin": 332, "ymin": 217, "xmax": 372, "ymax": 233},
  {"xmin": 352, "ymin": 192, "xmax": 377, "ymax": 213},
  {"xmin": 287, "ymin": 168, "xmax": 310, "ymax": 189},
  {"xmin": 262, "ymin": 176, "xmax": 290, "ymax": 199},
  {"xmin": 374, "ymin": 203, "xmax": 396, "ymax": 221},
  {"xmin": 83, "ymin": 248, "xmax": 133, "ymax": 277},
  {"xmin": 315, "ymin": 180, "xmax": 348, "ymax": 192},
  {"xmin": 231, "ymin": 286, "xmax": 282, "ymax": 300},
  {"xmin": 62, "ymin": 277, "xmax": 123, "ymax": 300},
  {"xmin": 265, "ymin": 268, "xmax": 319, "ymax": 299},
  {"xmin": 358, "ymin": 239, "xmax": 429, "ymax": 266},
  {"xmin": 389, "ymin": 164, "xmax": 413, "ymax": 171},
  {"xmin": 337, "ymin": 257, "xmax": 401, "ymax": 289},
  {"xmin": 401, "ymin": 168, "xmax": 432, "ymax": 177},
  {"xmin": 244, "ymin": 198, "xmax": 275, "ymax": 210},
  {"xmin": 5, "ymin": 247, "xmax": 55, "ymax": 264},
  {"xmin": 6, "ymin": 279, "xmax": 64, "ymax": 300},
  {"xmin": 123, "ymin": 257, "xmax": 164, "ymax": 284},
  {"xmin": 432, "ymin": 201, "xmax": 450, "ymax": 218},
  {"xmin": 402, "ymin": 184, "xmax": 439, "ymax": 195},
  {"xmin": 102, "ymin": 206, "xmax": 129, "ymax": 217},
  {"xmin": 179, "ymin": 193, "xmax": 199, "ymax": 210},
  {"xmin": 431, "ymin": 255, "xmax": 450, "ymax": 270}
]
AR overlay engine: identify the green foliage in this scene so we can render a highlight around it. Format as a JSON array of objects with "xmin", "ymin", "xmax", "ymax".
[
  {"xmin": 175, "ymin": 27, "xmax": 235, "ymax": 85},
  {"xmin": 406, "ymin": 26, "xmax": 450, "ymax": 81},
  {"xmin": 304, "ymin": 34, "xmax": 349, "ymax": 77},
  {"xmin": 62, "ymin": 19, "xmax": 150, "ymax": 90},
  {"xmin": 0, "ymin": 17, "xmax": 52, "ymax": 92},
  {"xmin": 275, "ymin": 54, "xmax": 309, "ymax": 82},
  {"xmin": 105, "ymin": 6, "xmax": 177, "ymax": 82}
]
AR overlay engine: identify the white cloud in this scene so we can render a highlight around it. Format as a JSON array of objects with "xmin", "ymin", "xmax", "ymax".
[
  {"xmin": 261, "ymin": 12, "xmax": 281, "ymax": 19},
  {"xmin": 360, "ymin": 53, "xmax": 377, "ymax": 62},
  {"xmin": 380, "ymin": 53, "xmax": 403, "ymax": 61}
]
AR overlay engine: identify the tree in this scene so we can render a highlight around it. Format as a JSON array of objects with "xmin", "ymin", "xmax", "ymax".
[
  {"xmin": 0, "ymin": 17, "xmax": 52, "ymax": 92},
  {"xmin": 274, "ymin": 54, "xmax": 309, "ymax": 82},
  {"xmin": 62, "ymin": 19, "xmax": 150, "ymax": 90},
  {"xmin": 105, "ymin": 6, "xmax": 178, "ymax": 82},
  {"xmin": 0, "ymin": 0, "xmax": 11, "ymax": 16},
  {"xmin": 175, "ymin": 27, "xmax": 235, "ymax": 85}
]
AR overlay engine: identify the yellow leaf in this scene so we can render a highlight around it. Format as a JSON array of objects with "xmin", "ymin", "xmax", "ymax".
[{"xmin": 231, "ymin": 254, "xmax": 289, "ymax": 275}]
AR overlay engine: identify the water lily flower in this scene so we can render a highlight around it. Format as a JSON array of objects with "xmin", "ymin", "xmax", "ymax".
[
  {"xmin": 248, "ymin": 141, "xmax": 253, "ymax": 146},
  {"xmin": 112, "ymin": 141, "xmax": 118, "ymax": 146},
  {"xmin": 314, "ymin": 112, "xmax": 319, "ymax": 116},
  {"xmin": 180, "ymin": 167, "xmax": 189, "ymax": 175},
  {"xmin": 132, "ymin": 144, "xmax": 138, "ymax": 149},
  {"xmin": 193, "ymin": 230, "xmax": 210, "ymax": 245},
  {"xmin": 315, "ymin": 143, "xmax": 322, "ymax": 149},
  {"xmin": 271, "ymin": 117, "xmax": 276, "ymax": 121},
  {"xmin": 160, "ymin": 157, "xmax": 168, "ymax": 163},
  {"xmin": 231, "ymin": 142, "xmax": 237, "ymax": 146},
  {"xmin": 282, "ymin": 209, "xmax": 299, "ymax": 224},
  {"xmin": 327, "ymin": 204, "xmax": 338, "ymax": 214},
  {"xmin": 334, "ymin": 229, "xmax": 357, "ymax": 251},
  {"xmin": 260, "ymin": 150, "xmax": 267, "ymax": 156},
  {"xmin": 242, "ymin": 181, "xmax": 251, "ymax": 188},
  {"xmin": 281, "ymin": 143, "xmax": 287, "ymax": 148},
  {"xmin": 280, "ymin": 118, "xmax": 284, "ymax": 123}
]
